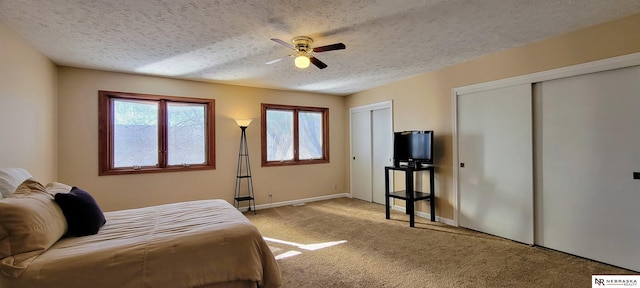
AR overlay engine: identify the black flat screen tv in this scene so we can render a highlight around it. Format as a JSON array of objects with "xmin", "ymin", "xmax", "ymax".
[{"xmin": 393, "ymin": 130, "xmax": 433, "ymax": 167}]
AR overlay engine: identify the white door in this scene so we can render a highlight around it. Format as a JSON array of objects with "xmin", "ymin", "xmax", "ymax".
[
  {"xmin": 535, "ymin": 65, "xmax": 640, "ymax": 271},
  {"xmin": 458, "ymin": 84, "xmax": 534, "ymax": 244},
  {"xmin": 351, "ymin": 110, "xmax": 372, "ymax": 202},
  {"xmin": 372, "ymin": 108, "xmax": 393, "ymax": 204}
]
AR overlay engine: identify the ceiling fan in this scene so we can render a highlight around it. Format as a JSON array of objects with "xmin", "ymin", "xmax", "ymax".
[{"xmin": 266, "ymin": 36, "xmax": 346, "ymax": 69}]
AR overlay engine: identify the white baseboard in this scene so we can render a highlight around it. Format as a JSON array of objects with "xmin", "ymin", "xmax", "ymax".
[
  {"xmin": 237, "ymin": 193, "xmax": 350, "ymax": 212},
  {"xmin": 238, "ymin": 194, "xmax": 455, "ymax": 226},
  {"xmin": 392, "ymin": 205, "xmax": 455, "ymax": 226}
]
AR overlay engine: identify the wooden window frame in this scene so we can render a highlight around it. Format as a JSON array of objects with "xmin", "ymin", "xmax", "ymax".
[
  {"xmin": 99, "ymin": 90, "xmax": 215, "ymax": 175},
  {"xmin": 261, "ymin": 103, "xmax": 330, "ymax": 167}
]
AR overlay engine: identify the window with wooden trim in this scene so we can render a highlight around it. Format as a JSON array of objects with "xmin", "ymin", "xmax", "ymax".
[
  {"xmin": 99, "ymin": 91, "xmax": 215, "ymax": 175},
  {"xmin": 261, "ymin": 103, "xmax": 329, "ymax": 166}
]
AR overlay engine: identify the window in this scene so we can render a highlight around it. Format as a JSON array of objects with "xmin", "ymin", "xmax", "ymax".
[
  {"xmin": 99, "ymin": 91, "xmax": 215, "ymax": 175},
  {"xmin": 261, "ymin": 103, "xmax": 329, "ymax": 166}
]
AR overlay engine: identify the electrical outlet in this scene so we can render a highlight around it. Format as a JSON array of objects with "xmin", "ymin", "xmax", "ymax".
[
  {"xmin": 268, "ymin": 192, "xmax": 273, "ymax": 198},
  {"xmin": 634, "ymin": 172, "xmax": 640, "ymax": 180}
]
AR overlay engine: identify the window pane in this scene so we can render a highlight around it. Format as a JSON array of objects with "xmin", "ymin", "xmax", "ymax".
[
  {"xmin": 299, "ymin": 111, "xmax": 323, "ymax": 160},
  {"xmin": 266, "ymin": 110, "xmax": 294, "ymax": 161},
  {"xmin": 167, "ymin": 103, "xmax": 206, "ymax": 165},
  {"xmin": 113, "ymin": 99, "xmax": 158, "ymax": 168}
]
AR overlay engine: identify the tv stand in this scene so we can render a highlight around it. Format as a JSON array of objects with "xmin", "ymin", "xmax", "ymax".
[{"xmin": 384, "ymin": 165, "xmax": 435, "ymax": 227}]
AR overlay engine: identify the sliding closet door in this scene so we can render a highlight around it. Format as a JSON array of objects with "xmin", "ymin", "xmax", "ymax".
[
  {"xmin": 351, "ymin": 110, "xmax": 372, "ymax": 202},
  {"xmin": 371, "ymin": 108, "xmax": 392, "ymax": 205},
  {"xmin": 350, "ymin": 102, "xmax": 393, "ymax": 203},
  {"xmin": 458, "ymin": 84, "xmax": 533, "ymax": 244},
  {"xmin": 535, "ymin": 65, "xmax": 640, "ymax": 271}
]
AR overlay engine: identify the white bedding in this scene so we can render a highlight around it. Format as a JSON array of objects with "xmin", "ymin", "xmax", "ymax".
[{"xmin": 0, "ymin": 199, "xmax": 281, "ymax": 288}]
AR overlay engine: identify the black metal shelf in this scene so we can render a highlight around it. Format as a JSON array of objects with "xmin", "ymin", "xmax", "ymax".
[
  {"xmin": 388, "ymin": 190, "xmax": 432, "ymax": 201},
  {"xmin": 385, "ymin": 165, "xmax": 436, "ymax": 227},
  {"xmin": 234, "ymin": 196, "xmax": 254, "ymax": 202}
]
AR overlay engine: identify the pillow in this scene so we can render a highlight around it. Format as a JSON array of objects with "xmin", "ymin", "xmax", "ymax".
[
  {"xmin": 13, "ymin": 178, "xmax": 48, "ymax": 195},
  {"xmin": 54, "ymin": 187, "xmax": 106, "ymax": 237},
  {"xmin": 0, "ymin": 181, "xmax": 67, "ymax": 278},
  {"xmin": 0, "ymin": 168, "xmax": 33, "ymax": 197},
  {"xmin": 45, "ymin": 182, "xmax": 73, "ymax": 196}
]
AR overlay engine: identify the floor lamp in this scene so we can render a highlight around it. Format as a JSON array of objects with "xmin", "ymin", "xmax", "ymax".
[{"xmin": 233, "ymin": 119, "xmax": 256, "ymax": 213}]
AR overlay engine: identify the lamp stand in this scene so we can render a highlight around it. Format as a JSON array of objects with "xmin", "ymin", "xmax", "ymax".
[{"xmin": 233, "ymin": 126, "xmax": 255, "ymax": 213}]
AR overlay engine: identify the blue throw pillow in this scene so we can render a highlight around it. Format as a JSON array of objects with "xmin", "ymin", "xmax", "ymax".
[{"xmin": 54, "ymin": 187, "xmax": 106, "ymax": 236}]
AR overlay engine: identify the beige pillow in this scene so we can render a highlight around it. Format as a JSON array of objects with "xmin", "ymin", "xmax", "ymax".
[
  {"xmin": 0, "ymin": 180, "xmax": 67, "ymax": 278},
  {"xmin": 45, "ymin": 182, "xmax": 73, "ymax": 196},
  {"xmin": 13, "ymin": 178, "xmax": 47, "ymax": 195}
]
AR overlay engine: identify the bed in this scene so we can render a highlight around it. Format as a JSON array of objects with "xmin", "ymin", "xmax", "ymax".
[{"xmin": 0, "ymin": 169, "xmax": 281, "ymax": 288}]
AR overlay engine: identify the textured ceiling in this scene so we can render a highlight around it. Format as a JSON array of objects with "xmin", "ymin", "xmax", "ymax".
[{"xmin": 1, "ymin": 0, "xmax": 640, "ymax": 95}]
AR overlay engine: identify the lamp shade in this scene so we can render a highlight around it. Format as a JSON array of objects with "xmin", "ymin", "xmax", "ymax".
[
  {"xmin": 294, "ymin": 55, "xmax": 310, "ymax": 69},
  {"xmin": 235, "ymin": 119, "xmax": 253, "ymax": 127}
]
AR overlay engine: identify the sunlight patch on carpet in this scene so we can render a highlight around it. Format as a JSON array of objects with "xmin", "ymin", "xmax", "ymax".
[
  {"xmin": 264, "ymin": 237, "xmax": 347, "ymax": 260},
  {"xmin": 264, "ymin": 237, "xmax": 347, "ymax": 251},
  {"xmin": 274, "ymin": 250, "xmax": 302, "ymax": 260}
]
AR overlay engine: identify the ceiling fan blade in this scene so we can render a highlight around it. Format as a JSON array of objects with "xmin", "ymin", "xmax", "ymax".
[
  {"xmin": 312, "ymin": 43, "xmax": 346, "ymax": 53},
  {"xmin": 265, "ymin": 55, "xmax": 293, "ymax": 65},
  {"xmin": 309, "ymin": 57, "xmax": 328, "ymax": 69},
  {"xmin": 271, "ymin": 38, "xmax": 294, "ymax": 50}
]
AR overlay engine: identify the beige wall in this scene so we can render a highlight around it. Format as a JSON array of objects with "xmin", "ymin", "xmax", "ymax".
[
  {"xmin": 345, "ymin": 13, "xmax": 640, "ymax": 220},
  {"xmin": 57, "ymin": 68, "xmax": 346, "ymax": 211},
  {"xmin": 0, "ymin": 20, "xmax": 58, "ymax": 182}
]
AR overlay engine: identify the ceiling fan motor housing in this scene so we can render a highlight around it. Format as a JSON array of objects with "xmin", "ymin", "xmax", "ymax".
[{"xmin": 292, "ymin": 36, "xmax": 313, "ymax": 54}]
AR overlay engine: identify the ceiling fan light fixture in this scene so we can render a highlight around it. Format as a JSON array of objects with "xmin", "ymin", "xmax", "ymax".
[
  {"xmin": 294, "ymin": 55, "xmax": 310, "ymax": 68},
  {"xmin": 269, "ymin": 36, "xmax": 345, "ymax": 70}
]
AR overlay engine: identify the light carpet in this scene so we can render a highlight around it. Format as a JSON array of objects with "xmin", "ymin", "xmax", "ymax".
[{"xmin": 246, "ymin": 198, "xmax": 635, "ymax": 288}]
